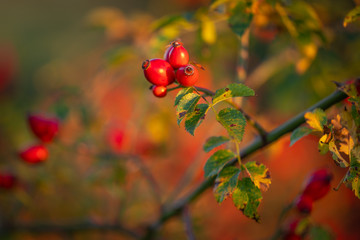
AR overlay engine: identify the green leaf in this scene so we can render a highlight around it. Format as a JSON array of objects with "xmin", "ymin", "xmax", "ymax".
[
  {"xmin": 214, "ymin": 166, "xmax": 241, "ymax": 203},
  {"xmin": 176, "ymin": 93, "xmax": 201, "ymax": 125},
  {"xmin": 204, "ymin": 149, "xmax": 236, "ymax": 178},
  {"xmin": 203, "ymin": 136, "xmax": 230, "ymax": 153},
  {"xmin": 212, "ymin": 83, "xmax": 255, "ymax": 105},
  {"xmin": 228, "ymin": 1, "xmax": 253, "ymax": 37},
  {"xmin": 304, "ymin": 108, "xmax": 327, "ymax": 132},
  {"xmin": 185, "ymin": 104, "xmax": 209, "ymax": 135},
  {"xmin": 344, "ymin": 6, "xmax": 360, "ymax": 27},
  {"xmin": 290, "ymin": 126, "xmax": 313, "ymax": 146},
  {"xmin": 345, "ymin": 146, "xmax": 360, "ymax": 198},
  {"xmin": 217, "ymin": 108, "xmax": 246, "ymax": 142},
  {"xmin": 309, "ymin": 225, "xmax": 334, "ymax": 240},
  {"xmin": 232, "ymin": 177, "xmax": 262, "ymax": 222},
  {"xmin": 175, "ymin": 87, "xmax": 193, "ymax": 106},
  {"xmin": 245, "ymin": 161, "xmax": 271, "ymax": 191}
]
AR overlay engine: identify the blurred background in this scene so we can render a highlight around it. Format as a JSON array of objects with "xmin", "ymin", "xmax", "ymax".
[{"xmin": 1, "ymin": 0, "xmax": 360, "ymax": 239}]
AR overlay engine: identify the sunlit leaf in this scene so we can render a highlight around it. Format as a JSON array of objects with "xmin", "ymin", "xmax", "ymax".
[
  {"xmin": 204, "ymin": 149, "xmax": 236, "ymax": 178},
  {"xmin": 203, "ymin": 136, "xmax": 230, "ymax": 152},
  {"xmin": 212, "ymin": 83, "xmax": 255, "ymax": 105},
  {"xmin": 318, "ymin": 134, "xmax": 330, "ymax": 154},
  {"xmin": 329, "ymin": 139, "xmax": 349, "ymax": 168},
  {"xmin": 290, "ymin": 126, "xmax": 313, "ymax": 146},
  {"xmin": 228, "ymin": 1, "xmax": 253, "ymax": 37},
  {"xmin": 304, "ymin": 108, "xmax": 327, "ymax": 132},
  {"xmin": 175, "ymin": 87, "xmax": 194, "ymax": 106},
  {"xmin": 185, "ymin": 104, "xmax": 209, "ymax": 135},
  {"xmin": 245, "ymin": 161, "xmax": 271, "ymax": 191},
  {"xmin": 176, "ymin": 93, "xmax": 200, "ymax": 125},
  {"xmin": 344, "ymin": 6, "xmax": 360, "ymax": 27},
  {"xmin": 214, "ymin": 166, "xmax": 241, "ymax": 203},
  {"xmin": 232, "ymin": 177, "xmax": 262, "ymax": 222},
  {"xmin": 217, "ymin": 108, "xmax": 246, "ymax": 142}
]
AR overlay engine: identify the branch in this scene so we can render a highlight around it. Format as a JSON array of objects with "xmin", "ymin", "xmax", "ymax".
[
  {"xmin": 1, "ymin": 221, "xmax": 141, "ymax": 239},
  {"xmin": 142, "ymin": 90, "xmax": 347, "ymax": 239}
]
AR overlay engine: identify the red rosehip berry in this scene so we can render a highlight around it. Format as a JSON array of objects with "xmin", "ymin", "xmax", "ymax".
[
  {"xmin": 295, "ymin": 195, "xmax": 313, "ymax": 214},
  {"xmin": 284, "ymin": 233, "xmax": 302, "ymax": 240},
  {"xmin": 19, "ymin": 145, "xmax": 48, "ymax": 164},
  {"xmin": 152, "ymin": 85, "xmax": 167, "ymax": 98},
  {"xmin": 142, "ymin": 59, "xmax": 175, "ymax": 86},
  {"xmin": 164, "ymin": 41, "xmax": 189, "ymax": 69},
  {"xmin": 0, "ymin": 173, "xmax": 17, "ymax": 189},
  {"xmin": 176, "ymin": 65, "xmax": 199, "ymax": 87},
  {"xmin": 28, "ymin": 114, "xmax": 59, "ymax": 143},
  {"xmin": 302, "ymin": 168, "xmax": 333, "ymax": 201}
]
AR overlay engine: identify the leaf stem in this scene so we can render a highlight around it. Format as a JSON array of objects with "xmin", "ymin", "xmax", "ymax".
[
  {"xmin": 234, "ymin": 140, "xmax": 242, "ymax": 166},
  {"xmin": 334, "ymin": 170, "xmax": 348, "ymax": 191},
  {"xmin": 141, "ymin": 90, "xmax": 347, "ymax": 239},
  {"xmin": 167, "ymin": 85, "xmax": 182, "ymax": 92}
]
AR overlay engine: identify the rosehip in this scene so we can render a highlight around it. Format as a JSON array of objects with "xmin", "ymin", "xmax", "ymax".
[
  {"xmin": 295, "ymin": 195, "xmax": 313, "ymax": 214},
  {"xmin": 142, "ymin": 59, "xmax": 175, "ymax": 86},
  {"xmin": 164, "ymin": 41, "xmax": 189, "ymax": 69},
  {"xmin": 302, "ymin": 168, "xmax": 332, "ymax": 201},
  {"xmin": 176, "ymin": 65, "xmax": 199, "ymax": 87},
  {"xmin": 152, "ymin": 85, "xmax": 167, "ymax": 98},
  {"xmin": 0, "ymin": 173, "xmax": 16, "ymax": 189},
  {"xmin": 19, "ymin": 145, "xmax": 48, "ymax": 164},
  {"xmin": 28, "ymin": 114, "xmax": 59, "ymax": 143},
  {"xmin": 284, "ymin": 233, "xmax": 302, "ymax": 240}
]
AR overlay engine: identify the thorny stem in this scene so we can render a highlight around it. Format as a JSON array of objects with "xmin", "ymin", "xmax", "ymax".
[
  {"xmin": 4, "ymin": 90, "xmax": 348, "ymax": 239},
  {"xmin": 141, "ymin": 90, "xmax": 347, "ymax": 239}
]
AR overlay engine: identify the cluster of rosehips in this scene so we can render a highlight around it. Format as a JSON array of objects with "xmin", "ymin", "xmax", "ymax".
[
  {"xmin": 142, "ymin": 40, "xmax": 200, "ymax": 98},
  {"xmin": 283, "ymin": 168, "xmax": 333, "ymax": 240},
  {"xmin": 18, "ymin": 114, "xmax": 59, "ymax": 164}
]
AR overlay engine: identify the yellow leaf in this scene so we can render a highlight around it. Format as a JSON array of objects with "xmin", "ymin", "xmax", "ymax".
[
  {"xmin": 304, "ymin": 109, "xmax": 326, "ymax": 132},
  {"xmin": 201, "ymin": 16, "xmax": 217, "ymax": 45}
]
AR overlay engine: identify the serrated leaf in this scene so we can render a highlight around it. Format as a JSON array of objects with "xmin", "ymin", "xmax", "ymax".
[
  {"xmin": 204, "ymin": 149, "xmax": 236, "ymax": 178},
  {"xmin": 212, "ymin": 83, "xmax": 255, "ymax": 105},
  {"xmin": 214, "ymin": 166, "xmax": 241, "ymax": 203},
  {"xmin": 304, "ymin": 108, "xmax": 327, "ymax": 132},
  {"xmin": 175, "ymin": 87, "xmax": 193, "ymax": 106},
  {"xmin": 329, "ymin": 139, "xmax": 349, "ymax": 168},
  {"xmin": 217, "ymin": 108, "xmax": 246, "ymax": 142},
  {"xmin": 318, "ymin": 134, "xmax": 330, "ymax": 154},
  {"xmin": 232, "ymin": 177, "xmax": 262, "ymax": 222},
  {"xmin": 203, "ymin": 136, "xmax": 230, "ymax": 153},
  {"xmin": 345, "ymin": 146, "xmax": 360, "ymax": 199},
  {"xmin": 176, "ymin": 93, "xmax": 200, "ymax": 125},
  {"xmin": 309, "ymin": 225, "xmax": 334, "ymax": 240},
  {"xmin": 185, "ymin": 104, "xmax": 209, "ymax": 135},
  {"xmin": 228, "ymin": 1, "xmax": 253, "ymax": 37},
  {"xmin": 290, "ymin": 126, "xmax": 313, "ymax": 146},
  {"xmin": 245, "ymin": 161, "xmax": 271, "ymax": 191},
  {"xmin": 344, "ymin": 6, "xmax": 360, "ymax": 27}
]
